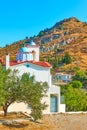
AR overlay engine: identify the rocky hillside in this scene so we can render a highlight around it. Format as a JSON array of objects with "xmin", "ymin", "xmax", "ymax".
[{"xmin": 0, "ymin": 17, "xmax": 87, "ymax": 71}]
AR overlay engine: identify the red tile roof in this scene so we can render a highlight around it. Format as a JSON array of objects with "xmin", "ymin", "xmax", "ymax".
[
  {"xmin": 0, "ymin": 58, "xmax": 3, "ymax": 63},
  {"xmin": 31, "ymin": 61, "xmax": 51, "ymax": 67},
  {"xmin": 9, "ymin": 61, "xmax": 51, "ymax": 68}
]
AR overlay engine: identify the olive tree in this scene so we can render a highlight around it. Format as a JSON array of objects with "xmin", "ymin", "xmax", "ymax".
[
  {"xmin": 0, "ymin": 64, "xmax": 48, "ymax": 121},
  {"xmin": 20, "ymin": 73, "xmax": 48, "ymax": 121}
]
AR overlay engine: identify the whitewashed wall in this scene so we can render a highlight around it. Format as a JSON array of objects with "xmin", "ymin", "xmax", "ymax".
[
  {"xmin": 10, "ymin": 62, "xmax": 51, "ymax": 87},
  {"xmin": 28, "ymin": 46, "xmax": 39, "ymax": 61}
]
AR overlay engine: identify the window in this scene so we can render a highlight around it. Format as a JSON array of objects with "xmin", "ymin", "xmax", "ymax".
[{"xmin": 26, "ymin": 64, "xmax": 30, "ymax": 68}]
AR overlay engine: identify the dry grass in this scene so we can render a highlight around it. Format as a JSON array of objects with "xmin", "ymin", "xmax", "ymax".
[{"xmin": 0, "ymin": 113, "xmax": 87, "ymax": 130}]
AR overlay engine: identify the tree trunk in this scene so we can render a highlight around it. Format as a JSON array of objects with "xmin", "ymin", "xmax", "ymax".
[
  {"xmin": 3, "ymin": 104, "xmax": 8, "ymax": 116},
  {"xmin": 3, "ymin": 100, "xmax": 15, "ymax": 116}
]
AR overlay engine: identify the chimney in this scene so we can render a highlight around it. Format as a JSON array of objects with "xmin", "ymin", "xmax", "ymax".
[{"xmin": 6, "ymin": 54, "xmax": 10, "ymax": 69}]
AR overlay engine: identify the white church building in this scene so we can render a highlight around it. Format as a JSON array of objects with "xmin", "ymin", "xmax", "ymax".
[{"xmin": 5, "ymin": 41, "xmax": 65, "ymax": 114}]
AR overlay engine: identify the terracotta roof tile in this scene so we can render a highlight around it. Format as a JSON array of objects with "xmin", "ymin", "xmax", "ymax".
[
  {"xmin": 31, "ymin": 61, "xmax": 51, "ymax": 67},
  {"xmin": 9, "ymin": 61, "xmax": 51, "ymax": 68}
]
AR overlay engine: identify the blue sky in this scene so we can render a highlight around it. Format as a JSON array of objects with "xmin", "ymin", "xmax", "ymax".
[{"xmin": 0, "ymin": 0, "xmax": 87, "ymax": 47}]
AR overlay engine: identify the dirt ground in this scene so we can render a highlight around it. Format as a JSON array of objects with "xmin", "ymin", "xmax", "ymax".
[{"xmin": 0, "ymin": 112, "xmax": 87, "ymax": 130}]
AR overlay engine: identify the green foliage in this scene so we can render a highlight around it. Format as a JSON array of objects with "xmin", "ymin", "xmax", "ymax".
[
  {"xmin": 20, "ymin": 73, "xmax": 48, "ymax": 121},
  {"xmin": 84, "ymin": 36, "xmax": 87, "ymax": 38},
  {"xmin": 64, "ymin": 86, "xmax": 87, "ymax": 111},
  {"xmin": 30, "ymin": 102, "xmax": 42, "ymax": 121},
  {"xmin": 73, "ymin": 66, "xmax": 80, "ymax": 72},
  {"xmin": 61, "ymin": 82, "xmax": 87, "ymax": 111},
  {"xmin": 0, "ymin": 64, "xmax": 9, "ymax": 106},
  {"xmin": 56, "ymin": 48, "xmax": 61, "ymax": 52},
  {"xmin": 70, "ymin": 80, "xmax": 82, "ymax": 88},
  {"xmin": 60, "ymin": 84, "xmax": 70, "ymax": 95},
  {"xmin": 50, "ymin": 68, "xmax": 55, "ymax": 75},
  {"xmin": 38, "ymin": 31, "xmax": 44, "ymax": 37},
  {"xmin": 58, "ymin": 25, "xmax": 62, "ymax": 30},
  {"xmin": 2, "ymin": 69, "xmax": 22, "ymax": 116},
  {"xmin": 47, "ymin": 56, "xmax": 59, "ymax": 69},
  {"xmin": 62, "ymin": 52, "xmax": 72, "ymax": 64},
  {"xmin": 60, "ymin": 69, "xmax": 87, "ymax": 111},
  {"xmin": 53, "ymin": 56, "xmax": 58, "ymax": 68},
  {"xmin": 5, "ymin": 44, "xmax": 9, "ymax": 47},
  {"xmin": 73, "ymin": 70, "xmax": 87, "ymax": 88},
  {"xmin": 73, "ymin": 70, "xmax": 87, "ymax": 82}
]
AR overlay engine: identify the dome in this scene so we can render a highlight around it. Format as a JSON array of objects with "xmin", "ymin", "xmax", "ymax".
[
  {"xmin": 29, "ymin": 41, "xmax": 36, "ymax": 45},
  {"xmin": 19, "ymin": 47, "xmax": 29, "ymax": 52}
]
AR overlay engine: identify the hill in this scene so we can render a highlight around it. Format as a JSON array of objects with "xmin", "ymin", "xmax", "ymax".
[{"xmin": 0, "ymin": 17, "xmax": 87, "ymax": 71}]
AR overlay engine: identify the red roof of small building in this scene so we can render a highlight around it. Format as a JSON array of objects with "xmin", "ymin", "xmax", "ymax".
[
  {"xmin": 0, "ymin": 58, "xmax": 3, "ymax": 63},
  {"xmin": 9, "ymin": 61, "xmax": 51, "ymax": 68}
]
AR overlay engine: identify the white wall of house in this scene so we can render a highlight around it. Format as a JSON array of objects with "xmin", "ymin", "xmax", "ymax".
[
  {"xmin": 8, "ymin": 102, "xmax": 31, "ymax": 113},
  {"xmin": 8, "ymin": 92, "xmax": 51, "ymax": 114},
  {"xmin": 10, "ymin": 62, "xmax": 51, "ymax": 87},
  {"xmin": 59, "ymin": 104, "xmax": 66, "ymax": 113}
]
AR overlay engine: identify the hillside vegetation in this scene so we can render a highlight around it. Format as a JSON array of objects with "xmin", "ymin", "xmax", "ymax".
[{"xmin": 0, "ymin": 17, "xmax": 87, "ymax": 71}]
